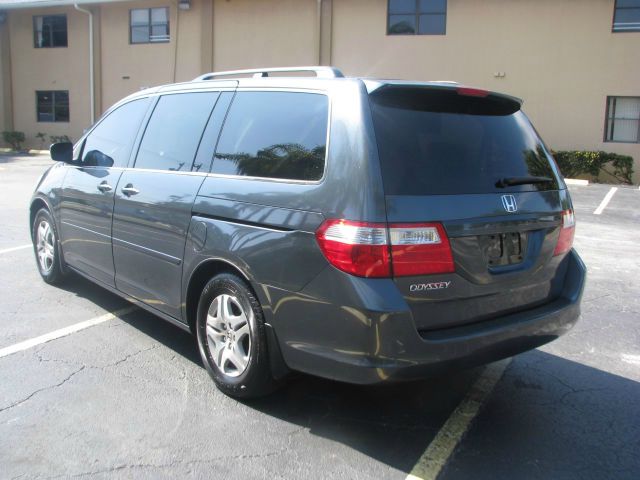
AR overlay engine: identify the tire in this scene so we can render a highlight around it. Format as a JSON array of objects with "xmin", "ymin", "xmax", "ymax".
[
  {"xmin": 196, "ymin": 273, "xmax": 277, "ymax": 398},
  {"xmin": 32, "ymin": 208, "xmax": 65, "ymax": 285}
]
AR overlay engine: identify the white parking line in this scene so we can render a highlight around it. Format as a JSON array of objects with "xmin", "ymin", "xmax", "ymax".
[
  {"xmin": 0, "ymin": 244, "xmax": 32, "ymax": 255},
  {"xmin": 0, "ymin": 306, "xmax": 138, "ymax": 359},
  {"xmin": 406, "ymin": 358, "xmax": 511, "ymax": 480},
  {"xmin": 593, "ymin": 187, "xmax": 618, "ymax": 215},
  {"xmin": 621, "ymin": 354, "xmax": 640, "ymax": 366}
]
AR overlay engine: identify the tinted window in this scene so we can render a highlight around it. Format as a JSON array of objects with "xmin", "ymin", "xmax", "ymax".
[
  {"xmin": 370, "ymin": 88, "xmax": 560, "ymax": 195},
  {"xmin": 135, "ymin": 92, "xmax": 219, "ymax": 171},
  {"xmin": 212, "ymin": 92, "xmax": 328, "ymax": 181},
  {"xmin": 82, "ymin": 98, "xmax": 150, "ymax": 168}
]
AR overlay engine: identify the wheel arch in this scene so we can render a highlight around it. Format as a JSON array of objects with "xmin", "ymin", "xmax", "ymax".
[
  {"xmin": 184, "ymin": 257, "xmax": 290, "ymax": 380},
  {"xmin": 29, "ymin": 197, "xmax": 52, "ymax": 240},
  {"xmin": 184, "ymin": 258, "xmax": 253, "ymax": 334}
]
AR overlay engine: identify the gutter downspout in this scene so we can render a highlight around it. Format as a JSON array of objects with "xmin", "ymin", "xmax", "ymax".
[{"xmin": 74, "ymin": 3, "xmax": 94, "ymax": 124}]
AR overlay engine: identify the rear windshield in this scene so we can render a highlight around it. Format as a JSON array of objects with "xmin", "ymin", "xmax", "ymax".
[{"xmin": 369, "ymin": 87, "xmax": 560, "ymax": 195}]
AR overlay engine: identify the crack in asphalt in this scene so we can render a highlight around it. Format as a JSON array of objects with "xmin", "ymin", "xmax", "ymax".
[
  {"xmin": 43, "ymin": 448, "xmax": 293, "ymax": 479},
  {"xmin": 0, "ymin": 345, "xmax": 160, "ymax": 414},
  {"xmin": 0, "ymin": 366, "xmax": 86, "ymax": 414}
]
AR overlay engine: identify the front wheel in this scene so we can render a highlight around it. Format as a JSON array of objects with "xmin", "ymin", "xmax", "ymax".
[
  {"xmin": 196, "ymin": 273, "xmax": 277, "ymax": 398},
  {"xmin": 32, "ymin": 208, "xmax": 65, "ymax": 285}
]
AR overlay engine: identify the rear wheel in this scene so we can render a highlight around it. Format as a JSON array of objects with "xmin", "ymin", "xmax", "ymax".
[
  {"xmin": 32, "ymin": 208, "xmax": 65, "ymax": 285},
  {"xmin": 196, "ymin": 273, "xmax": 276, "ymax": 398}
]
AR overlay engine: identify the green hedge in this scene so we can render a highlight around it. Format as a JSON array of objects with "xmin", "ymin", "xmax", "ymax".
[{"xmin": 552, "ymin": 150, "xmax": 634, "ymax": 185}]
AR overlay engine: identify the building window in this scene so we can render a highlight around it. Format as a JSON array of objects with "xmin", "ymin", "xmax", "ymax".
[
  {"xmin": 36, "ymin": 91, "xmax": 69, "ymax": 122},
  {"xmin": 613, "ymin": 0, "xmax": 640, "ymax": 32},
  {"xmin": 605, "ymin": 97, "xmax": 640, "ymax": 143},
  {"xmin": 130, "ymin": 8, "xmax": 170, "ymax": 44},
  {"xmin": 33, "ymin": 15, "xmax": 68, "ymax": 48},
  {"xmin": 387, "ymin": 0, "xmax": 446, "ymax": 35}
]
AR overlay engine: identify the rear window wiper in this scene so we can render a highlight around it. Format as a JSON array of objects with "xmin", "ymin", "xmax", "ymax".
[{"xmin": 495, "ymin": 176, "xmax": 553, "ymax": 188}]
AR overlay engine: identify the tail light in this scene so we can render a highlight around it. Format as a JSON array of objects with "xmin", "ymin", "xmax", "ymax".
[
  {"xmin": 457, "ymin": 87, "xmax": 489, "ymax": 98},
  {"xmin": 553, "ymin": 209, "xmax": 575, "ymax": 256},
  {"xmin": 315, "ymin": 220, "xmax": 390, "ymax": 277},
  {"xmin": 315, "ymin": 219, "xmax": 454, "ymax": 278},
  {"xmin": 389, "ymin": 223, "xmax": 455, "ymax": 276}
]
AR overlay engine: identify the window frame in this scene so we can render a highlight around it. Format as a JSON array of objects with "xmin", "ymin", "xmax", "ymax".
[
  {"xmin": 387, "ymin": 0, "xmax": 447, "ymax": 36},
  {"xmin": 129, "ymin": 7, "xmax": 170, "ymax": 44},
  {"xmin": 604, "ymin": 96, "xmax": 640, "ymax": 144},
  {"xmin": 33, "ymin": 14, "xmax": 68, "ymax": 48},
  {"xmin": 36, "ymin": 90, "xmax": 70, "ymax": 123},
  {"xmin": 612, "ymin": 0, "xmax": 640, "ymax": 33},
  {"xmin": 209, "ymin": 88, "xmax": 332, "ymax": 185}
]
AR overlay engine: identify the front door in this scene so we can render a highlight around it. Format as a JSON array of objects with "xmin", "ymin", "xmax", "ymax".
[
  {"xmin": 112, "ymin": 90, "xmax": 232, "ymax": 319},
  {"xmin": 59, "ymin": 98, "xmax": 151, "ymax": 286}
]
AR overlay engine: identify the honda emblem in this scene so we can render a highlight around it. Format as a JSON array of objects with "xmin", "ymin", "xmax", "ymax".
[{"xmin": 501, "ymin": 195, "xmax": 517, "ymax": 213}]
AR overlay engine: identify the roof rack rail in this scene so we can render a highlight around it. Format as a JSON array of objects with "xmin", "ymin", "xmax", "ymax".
[{"xmin": 193, "ymin": 66, "xmax": 344, "ymax": 82}]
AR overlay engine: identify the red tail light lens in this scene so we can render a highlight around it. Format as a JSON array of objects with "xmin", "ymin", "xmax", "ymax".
[
  {"xmin": 315, "ymin": 220, "xmax": 455, "ymax": 278},
  {"xmin": 553, "ymin": 209, "xmax": 575, "ymax": 256},
  {"xmin": 389, "ymin": 223, "xmax": 455, "ymax": 276},
  {"xmin": 457, "ymin": 87, "xmax": 489, "ymax": 98},
  {"xmin": 315, "ymin": 220, "xmax": 391, "ymax": 278}
]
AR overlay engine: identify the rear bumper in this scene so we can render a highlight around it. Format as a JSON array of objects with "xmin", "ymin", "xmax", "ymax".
[{"xmin": 264, "ymin": 249, "xmax": 586, "ymax": 385}]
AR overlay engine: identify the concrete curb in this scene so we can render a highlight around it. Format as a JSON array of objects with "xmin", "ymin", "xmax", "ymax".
[
  {"xmin": 565, "ymin": 178, "xmax": 589, "ymax": 186},
  {"xmin": 0, "ymin": 148, "xmax": 49, "ymax": 155}
]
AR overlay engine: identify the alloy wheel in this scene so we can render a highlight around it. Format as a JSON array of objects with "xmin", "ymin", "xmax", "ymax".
[
  {"xmin": 205, "ymin": 294, "xmax": 252, "ymax": 377},
  {"xmin": 36, "ymin": 219, "xmax": 55, "ymax": 274}
]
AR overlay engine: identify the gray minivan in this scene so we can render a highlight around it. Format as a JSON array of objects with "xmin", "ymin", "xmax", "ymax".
[{"xmin": 30, "ymin": 66, "xmax": 586, "ymax": 398}]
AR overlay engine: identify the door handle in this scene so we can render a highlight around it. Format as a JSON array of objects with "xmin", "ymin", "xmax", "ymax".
[
  {"xmin": 121, "ymin": 184, "xmax": 140, "ymax": 197},
  {"xmin": 97, "ymin": 182, "xmax": 113, "ymax": 193}
]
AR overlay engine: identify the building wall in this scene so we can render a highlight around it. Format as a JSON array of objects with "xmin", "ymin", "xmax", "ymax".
[
  {"xmin": 7, "ymin": 6, "xmax": 92, "ymax": 147},
  {"xmin": 99, "ymin": 0, "xmax": 206, "ymax": 111},
  {"xmin": 332, "ymin": 0, "xmax": 640, "ymax": 181},
  {"xmin": 212, "ymin": 0, "xmax": 319, "ymax": 71},
  {"xmin": 0, "ymin": 21, "xmax": 13, "ymax": 136}
]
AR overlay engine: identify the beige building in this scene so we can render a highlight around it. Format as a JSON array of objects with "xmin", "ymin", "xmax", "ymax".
[{"xmin": 0, "ymin": 0, "xmax": 638, "ymax": 181}]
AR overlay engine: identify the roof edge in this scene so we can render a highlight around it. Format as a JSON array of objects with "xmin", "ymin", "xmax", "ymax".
[{"xmin": 0, "ymin": 0, "xmax": 129, "ymax": 10}]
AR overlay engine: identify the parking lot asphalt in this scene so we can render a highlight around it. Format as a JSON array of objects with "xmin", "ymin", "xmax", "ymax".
[{"xmin": 1, "ymin": 154, "xmax": 638, "ymax": 479}]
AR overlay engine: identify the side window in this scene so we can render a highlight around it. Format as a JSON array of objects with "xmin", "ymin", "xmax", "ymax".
[
  {"xmin": 212, "ymin": 92, "xmax": 328, "ymax": 181},
  {"xmin": 134, "ymin": 92, "xmax": 219, "ymax": 171},
  {"xmin": 81, "ymin": 98, "xmax": 150, "ymax": 168}
]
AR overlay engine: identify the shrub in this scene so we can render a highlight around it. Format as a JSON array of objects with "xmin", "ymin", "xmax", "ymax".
[
  {"xmin": 2, "ymin": 131, "xmax": 26, "ymax": 151},
  {"xmin": 36, "ymin": 132, "xmax": 48, "ymax": 149},
  {"xmin": 49, "ymin": 135, "xmax": 72, "ymax": 144},
  {"xmin": 552, "ymin": 150, "xmax": 635, "ymax": 185}
]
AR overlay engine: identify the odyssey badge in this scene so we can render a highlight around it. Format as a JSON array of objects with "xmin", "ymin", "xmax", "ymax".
[{"xmin": 410, "ymin": 281, "xmax": 451, "ymax": 292}]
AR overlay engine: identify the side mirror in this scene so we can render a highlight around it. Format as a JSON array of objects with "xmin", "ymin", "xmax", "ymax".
[
  {"xmin": 50, "ymin": 142, "xmax": 73, "ymax": 163},
  {"xmin": 83, "ymin": 149, "xmax": 114, "ymax": 168}
]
